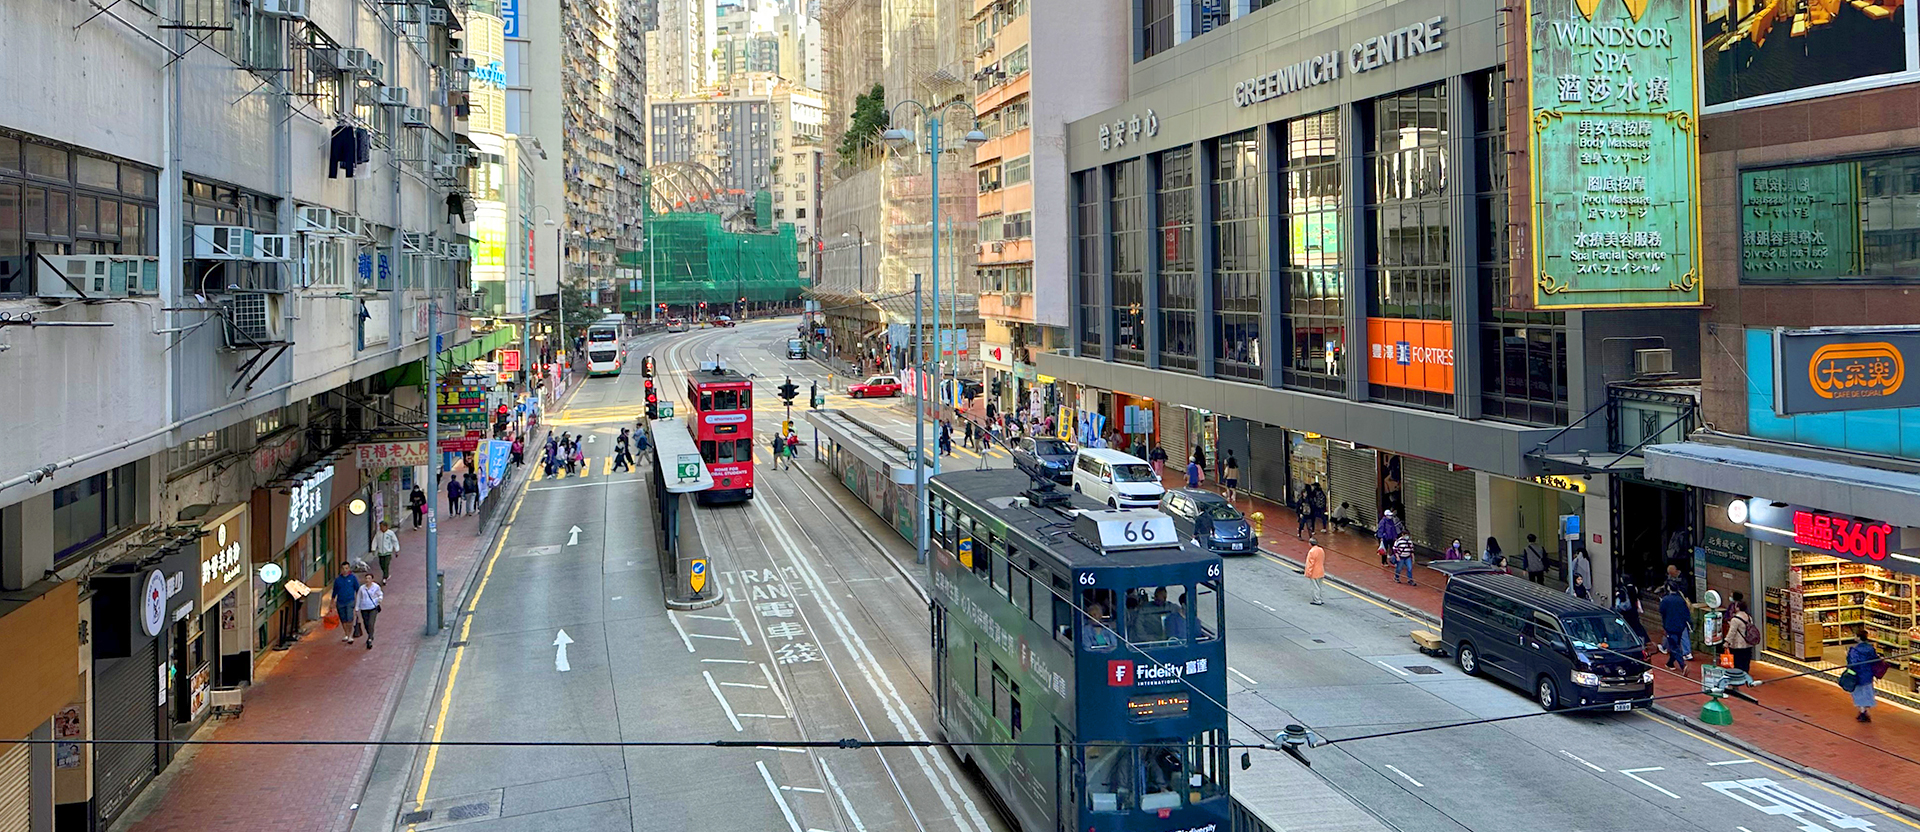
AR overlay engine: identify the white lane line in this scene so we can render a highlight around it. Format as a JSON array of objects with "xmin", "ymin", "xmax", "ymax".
[
  {"xmin": 760, "ymin": 662, "xmax": 797, "ymax": 718},
  {"xmin": 1708, "ymin": 759, "xmax": 1757, "ymax": 766},
  {"xmin": 1252, "ymin": 599, "xmax": 1278, "ymax": 612},
  {"xmin": 821, "ymin": 760, "xmax": 869, "ymax": 832},
  {"xmin": 1619, "ymin": 768, "xmax": 1681, "ymax": 799},
  {"xmin": 1228, "ymin": 666, "xmax": 1259, "ymax": 686},
  {"xmin": 701, "ymin": 658, "xmax": 752, "ymax": 664},
  {"xmin": 688, "ymin": 614, "xmax": 734, "ymax": 621},
  {"xmin": 761, "ymin": 746, "xmax": 810, "ymax": 754},
  {"xmin": 720, "ymin": 682, "xmax": 770, "ymax": 689},
  {"xmin": 703, "ymin": 671, "xmax": 744, "ymax": 732},
  {"xmin": 668, "ymin": 611, "xmax": 695, "ymax": 653},
  {"xmin": 690, "ymin": 633, "xmax": 742, "ymax": 642},
  {"xmin": 1373, "ymin": 660, "xmax": 1413, "ymax": 677},
  {"xmin": 1383, "ymin": 764, "xmax": 1425, "ymax": 788},
  {"xmin": 738, "ymin": 713, "xmax": 792, "ymax": 719},
  {"xmin": 780, "ymin": 785, "xmax": 827, "ymax": 794},
  {"xmin": 1558, "ymin": 750, "xmax": 1606, "ymax": 772},
  {"xmin": 732, "ymin": 612, "xmax": 756, "ymax": 646},
  {"xmin": 755, "ymin": 760, "xmax": 803, "ymax": 832}
]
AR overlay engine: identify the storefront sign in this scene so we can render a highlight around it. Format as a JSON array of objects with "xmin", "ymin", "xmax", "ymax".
[
  {"xmin": 140, "ymin": 570, "xmax": 169, "ymax": 637},
  {"xmin": 1773, "ymin": 328, "xmax": 1920, "ymax": 416},
  {"xmin": 285, "ymin": 464, "xmax": 336, "ymax": 544},
  {"xmin": 1527, "ymin": 0, "xmax": 1701, "ymax": 309},
  {"xmin": 1528, "ymin": 474, "xmax": 1587, "ymax": 494},
  {"xmin": 1097, "ymin": 109, "xmax": 1159, "ymax": 151},
  {"xmin": 199, "ymin": 505, "xmax": 250, "ymax": 608},
  {"xmin": 1365, "ymin": 318, "xmax": 1454, "ymax": 394},
  {"xmin": 501, "ymin": 0, "xmax": 520, "ymax": 37},
  {"xmin": 983, "ymin": 342, "xmax": 1012, "ymax": 369},
  {"xmin": 356, "ymin": 441, "xmax": 430, "ymax": 469},
  {"xmin": 1703, "ymin": 526, "xmax": 1750, "ymax": 570},
  {"xmin": 1739, "ymin": 163, "xmax": 1858, "ymax": 279},
  {"xmin": 251, "ymin": 430, "xmax": 302, "ymax": 475},
  {"xmin": 1234, "ymin": 17, "xmax": 1447, "ymax": 108},
  {"xmin": 1742, "ymin": 500, "xmax": 1916, "ymax": 573},
  {"xmin": 499, "ymin": 349, "xmax": 522, "ymax": 373}
]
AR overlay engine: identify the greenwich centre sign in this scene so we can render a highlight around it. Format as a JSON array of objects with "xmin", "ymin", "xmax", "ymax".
[{"xmin": 1234, "ymin": 17, "xmax": 1447, "ymax": 108}]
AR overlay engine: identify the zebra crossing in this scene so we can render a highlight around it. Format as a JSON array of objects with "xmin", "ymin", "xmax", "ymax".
[{"xmin": 529, "ymin": 454, "xmax": 644, "ymax": 481}]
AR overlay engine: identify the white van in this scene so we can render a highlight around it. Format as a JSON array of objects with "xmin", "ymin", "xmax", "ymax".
[{"xmin": 1070, "ymin": 448, "xmax": 1165, "ymax": 509}]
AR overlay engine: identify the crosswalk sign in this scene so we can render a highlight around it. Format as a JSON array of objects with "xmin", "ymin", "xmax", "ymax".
[{"xmin": 690, "ymin": 558, "xmax": 708, "ymax": 593}]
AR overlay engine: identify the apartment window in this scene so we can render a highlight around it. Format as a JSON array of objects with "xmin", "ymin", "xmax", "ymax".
[
  {"xmin": 1366, "ymin": 84, "xmax": 1453, "ymax": 411},
  {"xmin": 1005, "ymin": 156, "xmax": 1031, "ymax": 187},
  {"xmin": 979, "ymin": 214, "xmax": 1005, "ymax": 243},
  {"xmin": 979, "ymin": 165, "xmax": 1002, "ymax": 193},
  {"xmin": 1157, "ymin": 146, "xmax": 1198, "ymax": 371},
  {"xmin": 52, "ymin": 463, "xmax": 138, "ymax": 561},
  {"xmin": 305, "ymin": 236, "xmax": 344, "ymax": 287},
  {"xmin": 796, "ymin": 208, "xmax": 806, "ymax": 219},
  {"xmin": 168, "ymin": 425, "xmax": 244, "ymax": 475},
  {"xmin": 1004, "ymin": 211, "xmax": 1032, "ymax": 239},
  {"xmin": 254, "ymin": 404, "xmax": 297, "ymax": 439},
  {"xmin": 1475, "ymin": 69, "xmax": 1568, "ymax": 425},
  {"xmin": 1111, "ymin": 160, "xmax": 1147, "ymax": 364},
  {"xmin": 1142, "ymin": 0, "xmax": 1176, "ymax": 59},
  {"xmin": 1076, "ymin": 171, "xmax": 1102, "ymax": 355},
  {"xmin": 1006, "ymin": 46, "xmax": 1030, "ymax": 78},
  {"xmin": 0, "ymin": 131, "xmax": 160, "ymax": 296},
  {"xmin": 1002, "ymin": 98, "xmax": 1031, "ymax": 132},
  {"xmin": 1283, "ymin": 110, "xmax": 1346, "ymax": 394},
  {"xmin": 182, "ymin": 0, "xmax": 239, "ymax": 59},
  {"xmin": 184, "ymin": 175, "xmax": 279, "ymax": 294},
  {"xmin": 1213, "ymin": 129, "xmax": 1265, "ymax": 381}
]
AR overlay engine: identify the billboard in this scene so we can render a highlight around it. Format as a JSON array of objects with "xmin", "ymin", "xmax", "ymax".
[
  {"xmin": 1700, "ymin": 0, "xmax": 1911, "ymax": 110},
  {"xmin": 1365, "ymin": 318, "xmax": 1455, "ymax": 394},
  {"xmin": 1527, "ymin": 0, "xmax": 1702, "ymax": 309},
  {"xmin": 1773, "ymin": 327, "xmax": 1920, "ymax": 415},
  {"xmin": 1739, "ymin": 162, "xmax": 1859, "ymax": 280}
]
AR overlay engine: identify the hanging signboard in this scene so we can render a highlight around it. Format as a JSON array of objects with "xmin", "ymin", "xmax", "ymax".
[
  {"xmin": 1772, "ymin": 327, "xmax": 1920, "ymax": 416},
  {"xmin": 355, "ymin": 441, "xmax": 430, "ymax": 469},
  {"xmin": 1527, "ymin": 0, "xmax": 1701, "ymax": 309}
]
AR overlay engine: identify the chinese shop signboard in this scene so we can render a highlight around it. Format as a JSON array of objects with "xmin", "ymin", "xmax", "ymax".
[
  {"xmin": 1365, "ymin": 318, "xmax": 1455, "ymax": 394},
  {"xmin": 1739, "ymin": 164, "xmax": 1858, "ymax": 279},
  {"xmin": 1773, "ymin": 327, "xmax": 1920, "ymax": 415},
  {"xmin": 1527, "ymin": 0, "xmax": 1701, "ymax": 309},
  {"xmin": 1741, "ymin": 499, "xmax": 1916, "ymax": 575}
]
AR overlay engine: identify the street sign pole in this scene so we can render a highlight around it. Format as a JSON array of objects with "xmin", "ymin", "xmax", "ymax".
[{"xmin": 424, "ymin": 256, "xmax": 440, "ymax": 636}]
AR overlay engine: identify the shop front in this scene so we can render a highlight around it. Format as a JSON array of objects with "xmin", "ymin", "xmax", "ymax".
[
  {"xmin": 172, "ymin": 503, "xmax": 253, "ymax": 739},
  {"xmin": 90, "ymin": 548, "xmax": 193, "ymax": 827},
  {"xmin": 251, "ymin": 454, "xmax": 362, "ymax": 656},
  {"xmin": 982, "ymin": 340, "xmax": 1014, "ymax": 417},
  {"xmin": 1484, "ymin": 474, "xmax": 1598, "ymax": 591}
]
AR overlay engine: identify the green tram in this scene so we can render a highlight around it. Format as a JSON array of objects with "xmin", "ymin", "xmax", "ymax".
[{"xmin": 926, "ymin": 469, "xmax": 1231, "ymax": 832}]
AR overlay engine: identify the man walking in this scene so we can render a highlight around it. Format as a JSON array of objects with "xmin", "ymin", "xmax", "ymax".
[
  {"xmin": 1186, "ymin": 455, "xmax": 1203, "ymax": 489},
  {"xmin": 1376, "ymin": 509, "xmax": 1401, "ymax": 566},
  {"xmin": 331, "ymin": 563, "xmax": 360, "ymax": 644},
  {"xmin": 462, "ymin": 469, "xmax": 479, "ymax": 514},
  {"xmin": 446, "ymin": 473, "xmax": 464, "ymax": 517},
  {"xmin": 1660, "ymin": 584, "xmax": 1694, "ymax": 675},
  {"xmin": 1393, "ymin": 532, "xmax": 1418, "ymax": 586},
  {"xmin": 408, "ymin": 484, "xmax": 428, "ymax": 529},
  {"xmin": 354, "ymin": 573, "xmax": 384, "ymax": 650},
  {"xmin": 370, "ymin": 520, "xmax": 400, "ymax": 580},
  {"xmin": 1522, "ymin": 534, "xmax": 1548, "ymax": 585},
  {"xmin": 1304, "ymin": 537, "xmax": 1327, "ymax": 605}
]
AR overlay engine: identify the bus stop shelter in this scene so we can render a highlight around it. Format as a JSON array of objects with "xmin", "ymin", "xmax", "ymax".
[{"xmin": 648, "ymin": 417, "xmax": 718, "ymax": 609}]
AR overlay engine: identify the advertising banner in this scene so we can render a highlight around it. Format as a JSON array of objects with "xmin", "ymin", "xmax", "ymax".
[
  {"xmin": 1365, "ymin": 318, "xmax": 1455, "ymax": 394},
  {"xmin": 1773, "ymin": 327, "xmax": 1920, "ymax": 415},
  {"xmin": 1527, "ymin": 0, "xmax": 1701, "ymax": 308},
  {"xmin": 356, "ymin": 441, "xmax": 430, "ymax": 469},
  {"xmin": 1700, "ymin": 0, "xmax": 1910, "ymax": 110}
]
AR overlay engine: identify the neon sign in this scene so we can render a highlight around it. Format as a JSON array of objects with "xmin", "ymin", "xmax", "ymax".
[{"xmin": 1792, "ymin": 510, "xmax": 1893, "ymax": 562}]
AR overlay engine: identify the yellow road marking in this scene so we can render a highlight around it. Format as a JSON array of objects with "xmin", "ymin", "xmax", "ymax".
[
  {"xmin": 603, "ymin": 456, "xmax": 614, "ymax": 475},
  {"xmin": 1633, "ymin": 712, "xmax": 1918, "ymax": 827}
]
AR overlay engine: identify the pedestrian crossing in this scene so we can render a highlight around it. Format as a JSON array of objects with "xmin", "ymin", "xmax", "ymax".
[{"xmin": 529, "ymin": 454, "xmax": 643, "ymax": 481}]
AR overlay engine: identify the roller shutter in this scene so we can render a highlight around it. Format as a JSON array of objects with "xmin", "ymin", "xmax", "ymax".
[
  {"xmin": 0, "ymin": 739, "xmax": 28, "ymax": 832},
  {"xmin": 1246, "ymin": 423, "xmax": 1289, "ymax": 501},
  {"xmin": 94, "ymin": 641, "xmax": 159, "ymax": 827},
  {"xmin": 1158, "ymin": 402, "xmax": 1187, "ymax": 464},
  {"xmin": 1401, "ymin": 457, "xmax": 1477, "ymax": 554},
  {"xmin": 1327, "ymin": 445, "xmax": 1378, "ymax": 530}
]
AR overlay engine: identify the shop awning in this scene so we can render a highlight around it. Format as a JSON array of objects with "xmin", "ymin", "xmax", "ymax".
[
  {"xmin": 436, "ymin": 326, "xmax": 520, "ymax": 375},
  {"xmin": 1645, "ymin": 442, "xmax": 1920, "ymax": 528}
]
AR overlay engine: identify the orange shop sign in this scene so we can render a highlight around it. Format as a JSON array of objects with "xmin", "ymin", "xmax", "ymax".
[{"xmin": 1366, "ymin": 318, "xmax": 1454, "ymax": 394}]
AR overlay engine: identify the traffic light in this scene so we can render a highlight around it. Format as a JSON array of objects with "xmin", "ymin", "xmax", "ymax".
[
  {"xmin": 698, "ymin": 301, "xmax": 706, "ymax": 309},
  {"xmin": 991, "ymin": 377, "xmax": 1003, "ymax": 398},
  {"xmin": 777, "ymin": 377, "xmax": 799, "ymax": 405},
  {"xmin": 641, "ymin": 354, "xmax": 656, "ymax": 378},
  {"xmin": 809, "ymin": 381, "xmax": 820, "ymax": 409}
]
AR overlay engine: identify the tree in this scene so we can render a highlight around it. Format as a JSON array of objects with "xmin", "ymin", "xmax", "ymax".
[{"xmin": 836, "ymin": 84, "xmax": 890, "ymax": 167}]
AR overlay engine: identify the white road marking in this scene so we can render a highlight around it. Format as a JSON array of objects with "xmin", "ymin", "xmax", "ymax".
[
  {"xmin": 690, "ymin": 633, "xmax": 742, "ymax": 642},
  {"xmin": 755, "ymin": 760, "xmax": 803, "ymax": 832},
  {"xmin": 1252, "ymin": 599, "xmax": 1278, "ymax": 612},
  {"xmin": 1228, "ymin": 666, "xmax": 1259, "ymax": 686},
  {"xmin": 761, "ymin": 746, "xmax": 810, "ymax": 754},
  {"xmin": 552, "ymin": 630, "xmax": 574, "ymax": 672},
  {"xmin": 1619, "ymin": 767, "xmax": 1681, "ymax": 799},
  {"xmin": 821, "ymin": 760, "xmax": 869, "ymax": 832},
  {"xmin": 688, "ymin": 614, "xmax": 734, "ymax": 621},
  {"xmin": 760, "ymin": 662, "xmax": 797, "ymax": 718},
  {"xmin": 1558, "ymin": 750, "xmax": 1606, "ymax": 772},
  {"xmin": 703, "ymin": 671, "xmax": 743, "ymax": 732},
  {"xmin": 527, "ymin": 478, "xmax": 644, "ymax": 491},
  {"xmin": 667, "ymin": 611, "xmax": 695, "ymax": 653},
  {"xmin": 780, "ymin": 785, "xmax": 826, "ymax": 794},
  {"xmin": 1383, "ymin": 764, "xmax": 1425, "ymax": 787},
  {"xmin": 566, "ymin": 525, "xmax": 583, "ymax": 546},
  {"xmin": 739, "ymin": 713, "xmax": 791, "ymax": 719},
  {"xmin": 1373, "ymin": 660, "xmax": 1412, "ymax": 677},
  {"xmin": 1707, "ymin": 759, "xmax": 1757, "ymax": 766},
  {"xmin": 720, "ymin": 681, "xmax": 770, "ymax": 689},
  {"xmin": 610, "ymin": 596, "xmax": 623, "ymax": 601},
  {"xmin": 733, "ymin": 612, "xmax": 756, "ymax": 646},
  {"xmin": 700, "ymin": 658, "xmax": 752, "ymax": 664}
]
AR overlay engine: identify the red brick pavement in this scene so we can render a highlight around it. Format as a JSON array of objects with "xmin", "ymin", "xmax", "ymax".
[{"xmin": 1178, "ymin": 474, "xmax": 1920, "ymax": 811}]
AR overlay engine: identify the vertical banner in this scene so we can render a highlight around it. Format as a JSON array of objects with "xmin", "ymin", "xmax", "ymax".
[{"xmin": 1528, "ymin": 0, "xmax": 1702, "ymax": 308}]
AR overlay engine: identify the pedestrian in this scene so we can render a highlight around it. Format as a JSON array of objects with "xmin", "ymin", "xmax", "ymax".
[
  {"xmin": 1522, "ymin": 534, "xmax": 1547, "ymax": 584},
  {"xmin": 445, "ymin": 474, "xmax": 464, "ymax": 517},
  {"xmin": 786, "ymin": 432, "xmax": 799, "ymax": 465},
  {"xmin": 371, "ymin": 520, "xmax": 400, "ymax": 579},
  {"xmin": 1222, "ymin": 451, "xmax": 1240, "ymax": 503},
  {"xmin": 1308, "ymin": 483, "xmax": 1329, "ymax": 532},
  {"xmin": 964, "ymin": 419, "xmax": 976, "ymax": 451},
  {"xmin": 462, "ymin": 470, "xmax": 479, "ymax": 514},
  {"xmin": 939, "ymin": 422, "xmax": 953, "ymax": 457},
  {"xmin": 542, "ymin": 442, "xmax": 558, "ymax": 478},
  {"xmin": 1330, "ymin": 501, "xmax": 1354, "ymax": 530},
  {"xmin": 1148, "ymin": 445, "xmax": 1167, "ymax": 479},
  {"xmin": 331, "ymin": 563, "xmax": 360, "ymax": 644},
  {"xmin": 354, "ymin": 573, "xmax": 384, "ymax": 650},
  {"xmin": 1659, "ymin": 584, "xmax": 1693, "ymax": 675},
  {"xmin": 1375, "ymin": 509, "xmax": 1400, "ymax": 566},
  {"xmin": 1725, "ymin": 592, "xmax": 1758, "ymax": 674},
  {"xmin": 1615, "ymin": 578, "xmax": 1650, "ymax": 643},
  {"xmin": 1304, "ymin": 536, "xmax": 1327, "ymax": 606},
  {"xmin": 1445, "ymin": 538, "xmax": 1465, "ymax": 561},
  {"xmin": 1295, "ymin": 493, "xmax": 1313, "ymax": 539},
  {"xmin": 1664, "ymin": 563, "xmax": 1689, "ymax": 598},
  {"xmin": 1566, "ymin": 574, "xmax": 1592, "ymax": 600},
  {"xmin": 1392, "ymin": 532, "xmax": 1417, "ymax": 585},
  {"xmin": 511, "ymin": 437, "xmax": 525, "ymax": 466},
  {"xmin": 1482, "ymin": 536, "xmax": 1504, "ymax": 570},
  {"xmin": 408, "ymin": 484, "xmax": 427, "ymax": 529},
  {"xmin": 1185, "ymin": 455, "xmax": 1202, "ymax": 489},
  {"xmin": 1844, "ymin": 627, "xmax": 1883, "ymax": 722},
  {"xmin": 1571, "ymin": 546, "xmax": 1593, "ymax": 591}
]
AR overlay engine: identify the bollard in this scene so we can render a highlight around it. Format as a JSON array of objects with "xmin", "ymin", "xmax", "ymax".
[
  {"xmin": 434, "ymin": 571, "xmax": 446, "ymax": 631},
  {"xmin": 1250, "ymin": 511, "xmax": 1265, "ymax": 538}
]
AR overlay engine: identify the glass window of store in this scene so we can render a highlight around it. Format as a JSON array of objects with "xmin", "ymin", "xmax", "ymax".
[
  {"xmin": 1076, "ymin": 171, "xmax": 1103, "ymax": 355},
  {"xmin": 1111, "ymin": 159, "xmax": 1147, "ymax": 364},
  {"xmin": 1212, "ymin": 129, "xmax": 1265, "ymax": 382},
  {"xmin": 1366, "ymin": 84, "xmax": 1453, "ymax": 411},
  {"xmin": 1158, "ymin": 146, "xmax": 1199, "ymax": 371},
  {"xmin": 1282, "ymin": 110, "xmax": 1345, "ymax": 394},
  {"xmin": 1738, "ymin": 151, "xmax": 1920, "ymax": 284},
  {"xmin": 1472, "ymin": 71, "xmax": 1568, "ymax": 426},
  {"xmin": 0, "ymin": 132, "xmax": 161, "ymax": 296},
  {"xmin": 1756, "ymin": 539, "xmax": 1919, "ymax": 703}
]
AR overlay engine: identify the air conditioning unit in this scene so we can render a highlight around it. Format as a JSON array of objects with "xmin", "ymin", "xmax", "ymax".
[
  {"xmin": 392, "ymin": 3, "xmax": 420, "ymax": 24},
  {"xmin": 193, "ymin": 225, "xmax": 254, "ymax": 260},
  {"xmin": 261, "ymin": 0, "xmax": 310, "ymax": 19},
  {"xmin": 295, "ymin": 205, "xmax": 336, "ymax": 235},
  {"xmin": 334, "ymin": 48, "xmax": 373, "ymax": 74},
  {"xmin": 254, "ymin": 234, "xmax": 297, "ymax": 263},
  {"xmin": 432, "ymin": 163, "xmax": 458, "ymax": 182},
  {"xmin": 40, "ymin": 255, "xmax": 119, "ymax": 297},
  {"xmin": 427, "ymin": 8, "xmax": 449, "ymax": 25},
  {"xmin": 378, "ymin": 86, "xmax": 409, "ymax": 107},
  {"xmin": 991, "ymin": 241, "xmax": 1005, "ymax": 252},
  {"xmin": 454, "ymin": 57, "xmax": 476, "ymax": 73},
  {"xmin": 224, "ymin": 292, "xmax": 289, "ymax": 347},
  {"xmin": 1634, "ymin": 348, "xmax": 1676, "ymax": 376},
  {"xmin": 452, "ymin": 243, "xmax": 470, "ymax": 261},
  {"xmin": 364, "ymin": 57, "xmax": 384, "ymax": 80},
  {"xmin": 1002, "ymin": 292, "xmax": 1022, "ymax": 307},
  {"xmin": 401, "ymin": 232, "xmax": 427, "ymax": 254},
  {"xmin": 402, "ymin": 107, "xmax": 428, "ymax": 127},
  {"xmin": 117, "ymin": 256, "xmax": 161, "ymax": 295},
  {"xmin": 334, "ymin": 215, "xmax": 367, "ymax": 239}
]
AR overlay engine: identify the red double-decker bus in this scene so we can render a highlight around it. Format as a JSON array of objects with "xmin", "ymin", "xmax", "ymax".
[{"xmin": 687, "ymin": 366, "xmax": 755, "ymax": 502}]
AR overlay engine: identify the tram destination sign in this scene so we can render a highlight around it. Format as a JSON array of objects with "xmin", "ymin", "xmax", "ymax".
[{"xmin": 1526, "ymin": 0, "xmax": 1702, "ymax": 308}]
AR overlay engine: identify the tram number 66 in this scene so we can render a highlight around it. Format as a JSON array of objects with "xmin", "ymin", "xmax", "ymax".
[
  {"xmin": 1078, "ymin": 571, "xmax": 1097, "ymax": 586},
  {"xmin": 1207, "ymin": 563, "xmax": 1222, "ymax": 578},
  {"xmin": 1122, "ymin": 522, "xmax": 1155, "ymax": 542}
]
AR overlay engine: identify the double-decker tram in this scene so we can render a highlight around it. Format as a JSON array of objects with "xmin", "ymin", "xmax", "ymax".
[
  {"xmin": 585, "ymin": 315, "xmax": 625, "ymax": 376},
  {"xmin": 686, "ymin": 363, "xmax": 754, "ymax": 502},
  {"xmin": 927, "ymin": 469, "xmax": 1230, "ymax": 832}
]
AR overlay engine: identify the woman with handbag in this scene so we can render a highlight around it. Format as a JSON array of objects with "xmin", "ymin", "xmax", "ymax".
[
  {"xmin": 1842, "ymin": 627, "xmax": 1882, "ymax": 722},
  {"xmin": 1725, "ymin": 592, "xmax": 1759, "ymax": 674}
]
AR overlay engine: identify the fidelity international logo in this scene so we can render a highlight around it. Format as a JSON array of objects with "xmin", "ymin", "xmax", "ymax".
[{"xmin": 1808, "ymin": 342, "xmax": 1904, "ymax": 401}]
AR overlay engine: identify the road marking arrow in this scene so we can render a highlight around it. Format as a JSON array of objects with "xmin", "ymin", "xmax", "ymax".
[
  {"xmin": 567, "ymin": 525, "xmax": 583, "ymax": 546},
  {"xmin": 553, "ymin": 629, "xmax": 574, "ymax": 672}
]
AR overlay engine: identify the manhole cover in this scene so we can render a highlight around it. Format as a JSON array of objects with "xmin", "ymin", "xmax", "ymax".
[
  {"xmin": 401, "ymin": 790, "xmax": 504, "ymax": 830},
  {"xmin": 446, "ymin": 803, "xmax": 492, "ymax": 821},
  {"xmin": 399, "ymin": 811, "xmax": 433, "ymax": 824},
  {"xmin": 1405, "ymin": 665, "xmax": 1442, "ymax": 675}
]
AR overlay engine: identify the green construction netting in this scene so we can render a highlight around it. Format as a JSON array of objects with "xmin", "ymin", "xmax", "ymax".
[{"xmin": 618, "ymin": 211, "xmax": 804, "ymax": 310}]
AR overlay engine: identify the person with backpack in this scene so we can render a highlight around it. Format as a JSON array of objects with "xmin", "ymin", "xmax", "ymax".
[
  {"xmin": 1659, "ymin": 584, "xmax": 1694, "ymax": 676},
  {"xmin": 1522, "ymin": 534, "xmax": 1548, "ymax": 585},
  {"xmin": 1844, "ymin": 627, "xmax": 1883, "ymax": 722},
  {"xmin": 1375, "ymin": 509, "xmax": 1401, "ymax": 566},
  {"xmin": 1614, "ymin": 578, "xmax": 1650, "ymax": 643},
  {"xmin": 1725, "ymin": 592, "xmax": 1759, "ymax": 674}
]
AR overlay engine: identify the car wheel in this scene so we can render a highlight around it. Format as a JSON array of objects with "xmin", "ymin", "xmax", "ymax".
[
  {"xmin": 1108, "ymin": 498, "xmax": 1117, "ymax": 509},
  {"xmin": 1072, "ymin": 484, "xmax": 1081, "ymax": 493},
  {"xmin": 1456, "ymin": 642, "xmax": 1480, "ymax": 676},
  {"xmin": 1537, "ymin": 675, "xmax": 1560, "ymax": 711}
]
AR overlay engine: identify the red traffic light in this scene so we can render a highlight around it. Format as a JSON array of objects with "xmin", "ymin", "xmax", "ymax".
[{"xmin": 646, "ymin": 392, "xmax": 657, "ymax": 404}]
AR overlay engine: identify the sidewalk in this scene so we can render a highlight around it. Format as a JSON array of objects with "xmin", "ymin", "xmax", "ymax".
[
  {"xmin": 1179, "ymin": 474, "xmax": 1920, "ymax": 812},
  {"xmin": 112, "ymin": 448, "xmax": 546, "ymax": 832}
]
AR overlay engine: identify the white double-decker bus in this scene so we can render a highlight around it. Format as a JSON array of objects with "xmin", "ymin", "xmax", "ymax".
[{"xmin": 585, "ymin": 315, "xmax": 625, "ymax": 377}]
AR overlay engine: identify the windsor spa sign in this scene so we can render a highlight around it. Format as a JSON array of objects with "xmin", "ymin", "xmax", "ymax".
[{"xmin": 1527, "ymin": 0, "xmax": 1702, "ymax": 309}]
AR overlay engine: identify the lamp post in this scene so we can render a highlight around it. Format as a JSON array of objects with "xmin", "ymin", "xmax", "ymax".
[
  {"xmin": 529, "ymin": 205, "xmax": 557, "ymax": 402},
  {"xmin": 882, "ymin": 101, "xmax": 987, "ymax": 564}
]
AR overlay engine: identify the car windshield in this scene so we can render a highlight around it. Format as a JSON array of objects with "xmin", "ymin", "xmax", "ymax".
[
  {"xmin": 1033, "ymin": 439, "xmax": 1073, "ymax": 456},
  {"xmin": 1112, "ymin": 463, "xmax": 1156, "ymax": 483},
  {"xmin": 1202, "ymin": 506, "xmax": 1241, "ymax": 521},
  {"xmin": 1564, "ymin": 615, "xmax": 1641, "ymax": 650}
]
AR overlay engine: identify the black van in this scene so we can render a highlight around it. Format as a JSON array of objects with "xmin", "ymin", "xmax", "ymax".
[{"xmin": 1437, "ymin": 565, "xmax": 1652, "ymax": 712}]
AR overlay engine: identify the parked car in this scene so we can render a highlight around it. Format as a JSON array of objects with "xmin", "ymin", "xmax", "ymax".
[
  {"xmin": 1435, "ymin": 563, "xmax": 1653, "ymax": 712},
  {"xmin": 1012, "ymin": 436, "xmax": 1077, "ymax": 483},
  {"xmin": 787, "ymin": 338, "xmax": 807, "ymax": 359},
  {"xmin": 848, "ymin": 375, "xmax": 901, "ymax": 398},
  {"xmin": 1158, "ymin": 489, "xmax": 1257, "ymax": 554},
  {"xmin": 1070, "ymin": 448, "xmax": 1165, "ymax": 509}
]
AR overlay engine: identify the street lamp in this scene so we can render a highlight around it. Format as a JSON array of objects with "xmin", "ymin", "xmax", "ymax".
[{"xmin": 883, "ymin": 99, "xmax": 987, "ymax": 566}]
